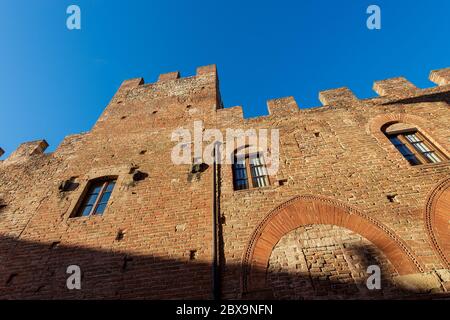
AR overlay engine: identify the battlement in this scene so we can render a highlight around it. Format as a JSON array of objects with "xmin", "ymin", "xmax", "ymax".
[
  {"xmin": 373, "ymin": 77, "xmax": 418, "ymax": 97},
  {"xmin": 318, "ymin": 87, "xmax": 360, "ymax": 107},
  {"xmin": 115, "ymin": 64, "xmax": 218, "ymax": 93},
  {"xmin": 3, "ymin": 140, "xmax": 49, "ymax": 164},
  {"xmin": 111, "ymin": 65, "xmax": 450, "ymax": 122},
  {"xmin": 267, "ymin": 97, "xmax": 299, "ymax": 116},
  {"xmin": 214, "ymin": 66, "xmax": 450, "ymax": 120},
  {"xmin": 430, "ymin": 67, "xmax": 450, "ymax": 86},
  {"xmin": 158, "ymin": 71, "xmax": 180, "ymax": 82},
  {"xmin": 116, "ymin": 64, "xmax": 450, "ymax": 118},
  {"xmin": 5, "ymin": 65, "xmax": 450, "ymax": 157}
]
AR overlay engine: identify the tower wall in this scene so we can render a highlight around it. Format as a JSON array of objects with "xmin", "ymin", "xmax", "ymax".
[{"xmin": 0, "ymin": 65, "xmax": 449, "ymax": 299}]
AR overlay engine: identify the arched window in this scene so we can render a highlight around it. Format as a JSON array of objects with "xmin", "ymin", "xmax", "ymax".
[
  {"xmin": 233, "ymin": 152, "xmax": 269, "ymax": 190},
  {"xmin": 73, "ymin": 177, "xmax": 117, "ymax": 217},
  {"xmin": 383, "ymin": 123, "xmax": 447, "ymax": 165}
]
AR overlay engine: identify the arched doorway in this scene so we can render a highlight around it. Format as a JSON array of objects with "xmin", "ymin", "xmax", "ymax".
[
  {"xmin": 268, "ymin": 224, "xmax": 399, "ymax": 299},
  {"xmin": 241, "ymin": 195, "xmax": 423, "ymax": 296},
  {"xmin": 425, "ymin": 178, "xmax": 450, "ymax": 268}
]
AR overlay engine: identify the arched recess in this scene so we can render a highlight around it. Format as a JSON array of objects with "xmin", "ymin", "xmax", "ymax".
[
  {"xmin": 369, "ymin": 113, "xmax": 431, "ymax": 139},
  {"xmin": 241, "ymin": 195, "xmax": 424, "ymax": 294},
  {"xmin": 425, "ymin": 178, "xmax": 450, "ymax": 268},
  {"xmin": 368, "ymin": 113, "xmax": 450, "ymax": 159}
]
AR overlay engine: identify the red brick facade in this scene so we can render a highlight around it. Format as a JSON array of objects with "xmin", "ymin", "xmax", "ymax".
[{"xmin": 0, "ymin": 65, "xmax": 449, "ymax": 299}]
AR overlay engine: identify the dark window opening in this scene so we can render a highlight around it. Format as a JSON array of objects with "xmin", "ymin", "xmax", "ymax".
[
  {"xmin": 383, "ymin": 124, "xmax": 447, "ymax": 166},
  {"xmin": 232, "ymin": 152, "xmax": 269, "ymax": 191},
  {"xmin": 73, "ymin": 178, "xmax": 116, "ymax": 218},
  {"xmin": 388, "ymin": 136, "xmax": 421, "ymax": 165}
]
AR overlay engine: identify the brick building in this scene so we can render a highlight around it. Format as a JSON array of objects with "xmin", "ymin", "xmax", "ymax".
[{"xmin": 0, "ymin": 65, "xmax": 449, "ymax": 299}]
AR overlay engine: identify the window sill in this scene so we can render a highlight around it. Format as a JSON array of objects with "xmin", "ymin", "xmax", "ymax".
[
  {"xmin": 66, "ymin": 213, "xmax": 106, "ymax": 222},
  {"xmin": 232, "ymin": 185, "xmax": 276, "ymax": 194}
]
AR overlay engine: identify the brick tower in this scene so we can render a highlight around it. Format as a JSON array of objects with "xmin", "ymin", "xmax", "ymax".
[{"xmin": 0, "ymin": 65, "xmax": 449, "ymax": 299}]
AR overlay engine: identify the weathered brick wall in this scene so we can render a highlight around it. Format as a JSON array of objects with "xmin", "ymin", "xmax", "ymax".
[
  {"xmin": 0, "ymin": 66, "xmax": 220, "ymax": 299},
  {"xmin": 218, "ymin": 69, "xmax": 450, "ymax": 299},
  {"xmin": 0, "ymin": 65, "xmax": 449, "ymax": 299},
  {"xmin": 267, "ymin": 225, "xmax": 399, "ymax": 300}
]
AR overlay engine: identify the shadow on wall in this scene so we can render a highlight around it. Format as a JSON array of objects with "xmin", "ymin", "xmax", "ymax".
[
  {"xmin": 0, "ymin": 234, "xmax": 447, "ymax": 300},
  {"xmin": 268, "ymin": 243, "xmax": 399, "ymax": 300},
  {"xmin": 382, "ymin": 90, "xmax": 450, "ymax": 105},
  {"xmin": 266, "ymin": 225, "xmax": 402, "ymax": 300}
]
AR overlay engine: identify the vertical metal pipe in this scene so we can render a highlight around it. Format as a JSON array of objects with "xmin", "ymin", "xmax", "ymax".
[{"xmin": 211, "ymin": 142, "xmax": 220, "ymax": 300}]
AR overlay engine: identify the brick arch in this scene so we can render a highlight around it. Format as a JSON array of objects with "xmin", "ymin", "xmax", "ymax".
[
  {"xmin": 368, "ymin": 113, "xmax": 450, "ymax": 159},
  {"xmin": 241, "ymin": 195, "xmax": 423, "ymax": 293},
  {"xmin": 369, "ymin": 113, "xmax": 431, "ymax": 138},
  {"xmin": 228, "ymin": 143, "xmax": 268, "ymax": 162},
  {"xmin": 425, "ymin": 178, "xmax": 450, "ymax": 268}
]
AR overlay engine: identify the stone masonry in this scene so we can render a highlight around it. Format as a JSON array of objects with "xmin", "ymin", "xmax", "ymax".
[{"xmin": 0, "ymin": 65, "xmax": 449, "ymax": 299}]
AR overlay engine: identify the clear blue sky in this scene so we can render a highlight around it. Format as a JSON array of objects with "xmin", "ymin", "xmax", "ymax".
[{"xmin": 0, "ymin": 0, "xmax": 449, "ymax": 159}]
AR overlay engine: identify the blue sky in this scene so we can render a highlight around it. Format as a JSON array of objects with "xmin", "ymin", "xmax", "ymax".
[{"xmin": 0, "ymin": 0, "xmax": 449, "ymax": 158}]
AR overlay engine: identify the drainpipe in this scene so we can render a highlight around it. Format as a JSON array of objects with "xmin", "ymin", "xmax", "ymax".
[{"xmin": 212, "ymin": 142, "xmax": 221, "ymax": 300}]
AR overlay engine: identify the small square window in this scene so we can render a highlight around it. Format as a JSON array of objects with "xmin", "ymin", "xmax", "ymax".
[{"xmin": 73, "ymin": 178, "xmax": 117, "ymax": 218}]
